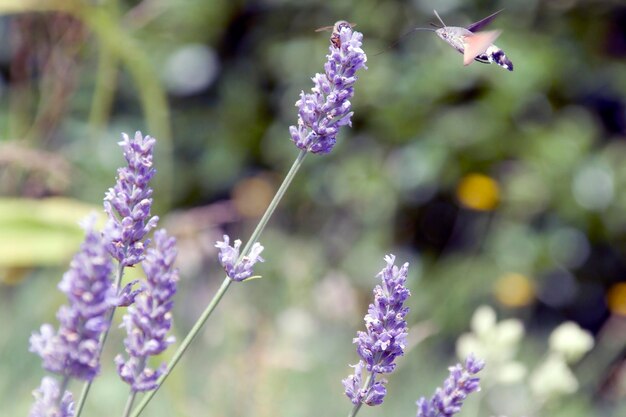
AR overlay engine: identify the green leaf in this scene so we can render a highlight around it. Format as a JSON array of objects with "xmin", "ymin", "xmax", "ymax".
[
  {"xmin": 0, "ymin": 197, "xmax": 105, "ymax": 267},
  {"xmin": 242, "ymin": 275, "xmax": 263, "ymax": 282}
]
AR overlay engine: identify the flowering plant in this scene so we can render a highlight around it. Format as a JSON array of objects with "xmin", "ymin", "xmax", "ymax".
[{"xmin": 28, "ymin": 22, "xmax": 370, "ymax": 417}]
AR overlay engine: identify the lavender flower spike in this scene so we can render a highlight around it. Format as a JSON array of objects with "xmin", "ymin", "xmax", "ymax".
[
  {"xmin": 29, "ymin": 377, "xmax": 75, "ymax": 417},
  {"xmin": 104, "ymin": 131, "xmax": 159, "ymax": 267},
  {"xmin": 215, "ymin": 235, "xmax": 264, "ymax": 282},
  {"xmin": 343, "ymin": 255, "xmax": 411, "ymax": 406},
  {"xmin": 289, "ymin": 23, "xmax": 367, "ymax": 154},
  {"xmin": 416, "ymin": 355, "xmax": 485, "ymax": 417},
  {"xmin": 116, "ymin": 229, "xmax": 179, "ymax": 392},
  {"xmin": 29, "ymin": 217, "xmax": 116, "ymax": 381}
]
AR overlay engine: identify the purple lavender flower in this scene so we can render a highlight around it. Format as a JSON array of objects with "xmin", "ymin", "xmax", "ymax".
[
  {"xmin": 342, "ymin": 361, "xmax": 388, "ymax": 406},
  {"xmin": 115, "ymin": 229, "xmax": 179, "ymax": 392},
  {"xmin": 29, "ymin": 218, "xmax": 116, "ymax": 381},
  {"xmin": 215, "ymin": 235, "xmax": 264, "ymax": 282},
  {"xmin": 289, "ymin": 24, "xmax": 367, "ymax": 154},
  {"xmin": 343, "ymin": 255, "xmax": 410, "ymax": 406},
  {"xmin": 416, "ymin": 355, "xmax": 485, "ymax": 417},
  {"xmin": 29, "ymin": 377, "xmax": 75, "ymax": 417},
  {"xmin": 103, "ymin": 131, "xmax": 159, "ymax": 267}
]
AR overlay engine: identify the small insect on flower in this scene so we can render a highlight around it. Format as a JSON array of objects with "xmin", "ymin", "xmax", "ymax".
[
  {"xmin": 315, "ymin": 20, "xmax": 356, "ymax": 48},
  {"xmin": 412, "ymin": 10, "xmax": 513, "ymax": 71}
]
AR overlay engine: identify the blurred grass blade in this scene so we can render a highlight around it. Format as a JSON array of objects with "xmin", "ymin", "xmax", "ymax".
[
  {"xmin": 0, "ymin": 197, "xmax": 104, "ymax": 267},
  {"xmin": 0, "ymin": 0, "xmax": 173, "ymax": 207}
]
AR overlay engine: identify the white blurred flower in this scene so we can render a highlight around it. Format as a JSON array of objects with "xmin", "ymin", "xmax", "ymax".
[
  {"xmin": 549, "ymin": 321, "xmax": 594, "ymax": 363},
  {"xmin": 529, "ymin": 353, "xmax": 578, "ymax": 401},
  {"xmin": 497, "ymin": 362, "xmax": 528, "ymax": 384},
  {"xmin": 472, "ymin": 305, "xmax": 497, "ymax": 336},
  {"xmin": 457, "ymin": 305, "xmax": 527, "ymax": 384}
]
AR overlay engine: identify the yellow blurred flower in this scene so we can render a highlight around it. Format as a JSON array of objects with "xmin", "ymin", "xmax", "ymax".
[
  {"xmin": 456, "ymin": 173, "xmax": 500, "ymax": 211},
  {"xmin": 607, "ymin": 283, "xmax": 626, "ymax": 316},
  {"xmin": 493, "ymin": 272, "xmax": 535, "ymax": 308},
  {"xmin": 233, "ymin": 175, "xmax": 275, "ymax": 218}
]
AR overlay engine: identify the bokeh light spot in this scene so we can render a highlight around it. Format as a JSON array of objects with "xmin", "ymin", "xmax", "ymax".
[
  {"xmin": 456, "ymin": 173, "xmax": 499, "ymax": 211},
  {"xmin": 607, "ymin": 283, "xmax": 626, "ymax": 316},
  {"xmin": 163, "ymin": 44, "xmax": 219, "ymax": 96},
  {"xmin": 494, "ymin": 272, "xmax": 535, "ymax": 307},
  {"xmin": 232, "ymin": 175, "xmax": 275, "ymax": 218},
  {"xmin": 548, "ymin": 227, "xmax": 590, "ymax": 269},
  {"xmin": 572, "ymin": 161, "xmax": 614, "ymax": 211},
  {"xmin": 537, "ymin": 269, "xmax": 578, "ymax": 308}
]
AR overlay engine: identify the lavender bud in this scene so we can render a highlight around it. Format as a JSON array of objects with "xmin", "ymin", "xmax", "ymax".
[
  {"xmin": 116, "ymin": 229, "xmax": 179, "ymax": 392},
  {"xmin": 343, "ymin": 255, "xmax": 410, "ymax": 406},
  {"xmin": 103, "ymin": 131, "xmax": 159, "ymax": 267},
  {"xmin": 29, "ymin": 377, "xmax": 74, "ymax": 417},
  {"xmin": 342, "ymin": 361, "xmax": 364, "ymax": 405},
  {"xmin": 29, "ymin": 218, "xmax": 116, "ymax": 381},
  {"xmin": 364, "ymin": 381, "xmax": 388, "ymax": 406},
  {"xmin": 289, "ymin": 24, "xmax": 367, "ymax": 154},
  {"xmin": 415, "ymin": 355, "xmax": 485, "ymax": 417},
  {"xmin": 215, "ymin": 235, "xmax": 264, "ymax": 282},
  {"xmin": 342, "ymin": 361, "xmax": 389, "ymax": 406},
  {"xmin": 116, "ymin": 280, "xmax": 142, "ymax": 307}
]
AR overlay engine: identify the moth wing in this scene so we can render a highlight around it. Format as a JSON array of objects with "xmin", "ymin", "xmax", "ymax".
[
  {"xmin": 463, "ymin": 30, "xmax": 501, "ymax": 65},
  {"xmin": 466, "ymin": 9, "xmax": 503, "ymax": 32}
]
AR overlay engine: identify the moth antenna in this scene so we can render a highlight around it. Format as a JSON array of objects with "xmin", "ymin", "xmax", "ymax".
[
  {"xmin": 433, "ymin": 10, "xmax": 446, "ymax": 27},
  {"xmin": 372, "ymin": 27, "xmax": 435, "ymax": 56},
  {"xmin": 429, "ymin": 22, "xmax": 441, "ymax": 28}
]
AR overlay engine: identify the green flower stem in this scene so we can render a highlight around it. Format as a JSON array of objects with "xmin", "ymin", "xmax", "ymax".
[
  {"xmin": 75, "ymin": 262, "xmax": 125, "ymax": 417},
  {"xmin": 347, "ymin": 373, "xmax": 373, "ymax": 417},
  {"xmin": 121, "ymin": 390, "xmax": 138, "ymax": 417},
  {"xmin": 128, "ymin": 149, "xmax": 308, "ymax": 417},
  {"xmin": 121, "ymin": 355, "xmax": 146, "ymax": 417},
  {"xmin": 56, "ymin": 375, "xmax": 70, "ymax": 408}
]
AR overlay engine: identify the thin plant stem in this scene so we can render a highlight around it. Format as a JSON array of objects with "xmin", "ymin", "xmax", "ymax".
[
  {"xmin": 75, "ymin": 262, "xmax": 126, "ymax": 417},
  {"xmin": 56, "ymin": 375, "xmax": 70, "ymax": 408},
  {"xmin": 348, "ymin": 373, "xmax": 373, "ymax": 417},
  {"xmin": 122, "ymin": 390, "xmax": 138, "ymax": 417},
  {"xmin": 128, "ymin": 149, "xmax": 308, "ymax": 417},
  {"xmin": 121, "ymin": 355, "xmax": 145, "ymax": 417}
]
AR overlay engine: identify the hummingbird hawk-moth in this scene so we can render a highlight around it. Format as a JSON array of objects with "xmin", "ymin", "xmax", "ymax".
[{"xmin": 417, "ymin": 10, "xmax": 513, "ymax": 71}]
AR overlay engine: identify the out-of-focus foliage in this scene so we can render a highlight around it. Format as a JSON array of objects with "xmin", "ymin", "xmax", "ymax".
[
  {"xmin": 1, "ymin": 0, "xmax": 626, "ymax": 416},
  {"xmin": 0, "ymin": 197, "xmax": 103, "ymax": 268}
]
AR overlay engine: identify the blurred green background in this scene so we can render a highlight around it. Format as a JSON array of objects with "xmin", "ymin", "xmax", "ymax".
[{"xmin": 1, "ymin": 0, "xmax": 626, "ymax": 416}]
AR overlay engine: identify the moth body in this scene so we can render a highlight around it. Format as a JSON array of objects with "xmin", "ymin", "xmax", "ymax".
[
  {"xmin": 431, "ymin": 10, "xmax": 514, "ymax": 71},
  {"xmin": 435, "ymin": 26, "xmax": 473, "ymax": 54}
]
